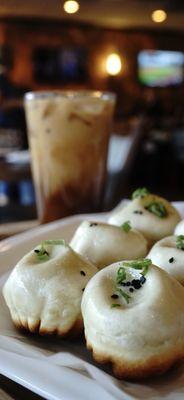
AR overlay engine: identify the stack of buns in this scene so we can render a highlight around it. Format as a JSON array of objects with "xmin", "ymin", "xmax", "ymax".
[{"xmin": 3, "ymin": 188, "xmax": 184, "ymax": 380}]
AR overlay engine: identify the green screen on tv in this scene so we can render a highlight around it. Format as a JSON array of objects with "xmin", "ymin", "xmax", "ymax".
[{"xmin": 138, "ymin": 50, "xmax": 184, "ymax": 87}]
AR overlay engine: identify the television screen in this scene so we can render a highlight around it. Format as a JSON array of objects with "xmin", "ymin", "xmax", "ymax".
[
  {"xmin": 138, "ymin": 50, "xmax": 184, "ymax": 87},
  {"xmin": 33, "ymin": 47, "xmax": 88, "ymax": 83}
]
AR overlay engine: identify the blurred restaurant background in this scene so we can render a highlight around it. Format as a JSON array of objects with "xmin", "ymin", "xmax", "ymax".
[{"xmin": 0, "ymin": 0, "xmax": 184, "ymax": 226}]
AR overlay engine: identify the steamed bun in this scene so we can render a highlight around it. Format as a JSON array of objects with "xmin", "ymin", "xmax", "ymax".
[
  {"xmin": 109, "ymin": 188, "xmax": 181, "ymax": 246},
  {"xmin": 148, "ymin": 235, "xmax": 184, "ymax": 285},
  {"xmin": 70, "ymin": 221, "xmax": 147, "ymax": 269},
  {"xmin": 82, "ymin": 259, "xmax": 184, "ymax": 379},
  {"xmin": 3, "ymin": 240, "xmax": 97, "ymax": 336}
]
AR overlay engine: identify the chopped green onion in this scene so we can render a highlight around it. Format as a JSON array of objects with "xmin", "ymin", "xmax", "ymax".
[
  {"xmin": 122, "ymin": 259, "xmax": 151, "ymax": 275},
  {"xmin": 115, "ymin": 268, "xmax": 130, "ymax": 304},
  {"xmin": 42, "ymin": 239, "xmax": 66, "ymax": 246},
  {"xmin": 34, "ymin": 244, "xmax": 50, "ymax": 262},
  {"xmin": 176, "ymin": 235, "xmax": 184, "ymax": 251},
  {"xmin": 116, "ymin": 266, "xmax": 126, "ymax": 284},
  {"xmin": 117, "ymin": 287, "xmax": 131, "ymax": 304},
  {"xmin": 132, "ymin": 187, "xmax": 150, "ymax": 200},
  {"xmin": 111, "ymin": 304, "xmax": 121, "ymax": 308},
  {"xmin": 142, "ymin": 263, "xmax": 150, "ymax": 276},
  {"xmin": 37, "ymin": 253, "xmax": 49, "ymax": 262},
  {"xmin": 121, "ymin": 221, "xmax": 131, "ymax": 233},
  {"xmin": 145, "ymin": 202, "xmax": 167, "ymax": 218},
  {"xmin": 34, "ymin": 239, "xmax": 66, "ymax": 262},
  {"xmin": 114, "ymin": 259, "xmax": 151, "ymax": 306}
]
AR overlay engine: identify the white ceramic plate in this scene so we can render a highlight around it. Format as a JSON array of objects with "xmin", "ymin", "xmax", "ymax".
[{"xmin": 0, "ymin": 203, "xmax": 184, "ymax": 400}]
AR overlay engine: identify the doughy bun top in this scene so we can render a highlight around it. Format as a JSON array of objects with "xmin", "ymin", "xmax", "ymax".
[
  {"xmin": 70, "ymin": 220, "xmax": 147, "ymax": 269},
  {"xmin": 148, "ymin": 235, "xmax": 184, "ymax": 285},
  {"xmin": 109, "ymin": 191, "xmax": 181, "ymax": 245}
]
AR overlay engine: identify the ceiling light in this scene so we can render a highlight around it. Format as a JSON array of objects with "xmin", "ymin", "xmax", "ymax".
[
  {"xmin": 106, "ymin": 53, "xmax": 122, "ymax": 76},
  {"xmin": 63, "ymin": 1, "xmax": 80, "ymax": 14},
  {"xmin": 151, "ymin": 9, "xmax": 167, "ymax": 23}
]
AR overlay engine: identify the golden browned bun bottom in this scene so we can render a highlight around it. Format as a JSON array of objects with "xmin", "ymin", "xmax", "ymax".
[
  {"xmin": 86, "ymin": 341, "xmax": 184, "ymax": 380},
  {"xmin": 12, "ymin": 315, "xmax": 83, "ymax": 338}
]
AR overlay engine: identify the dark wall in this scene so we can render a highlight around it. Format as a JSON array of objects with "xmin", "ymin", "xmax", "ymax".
[{"xmin": 0, "ymin": 19, "xmax": 184, "ymax": 116}]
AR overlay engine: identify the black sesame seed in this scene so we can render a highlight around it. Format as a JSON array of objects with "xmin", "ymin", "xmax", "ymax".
[
  {"xmin": 133, "ymin": 210, "xmax": 143, "ymax": 215},
  {"xmin": 111, "ymin": 294, "xmax": 119, "ymax": 299},
  {"xmin": 140, "ymin": 276, "xmax": 146, "ymax": 284},
  {"xmin": 121, "ymin": 281, "xmax": 131, "ymax": 287},
  {"xmin": 129, "ymin": 288, "xmax": 134, "ymax": 293},
  {"xmin": 82, "ymin": 288, "xmax": 85, "ymax": 292},
  {"xmin": 34, "ymin": 249, "xmax": 49, "ymax": 255},
  {"xmin": 169, "ymin": 257, "xmax": 174, "ymax": 263},
  {"xmin": 131, "ymin": 279, "xmax": 142, "ymax": 289},
  {"xmin": 80, "ymin": 270, "xmax": 86, "ymax": 276},
  {"xmin": 89, "ymin": 222, "xmax": 98, "ymax": 227}
]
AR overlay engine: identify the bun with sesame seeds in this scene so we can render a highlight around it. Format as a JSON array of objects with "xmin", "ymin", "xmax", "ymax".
[
  {"xmin": 81, "ymin": 260, "xmax": 184, "ymax": 379},
  {"xmin": 148, "ymin": 235, "xmax": 184, "ymax": 285},
  {"xmin": 109, "ymin": 189, "xmax": 181, "ymax": 246},
  {"xmin": 3, "ymin": 240, "xmax": 97, "ymax": 337},
  {"xmin": 70, "ymin": 220, "xmax": 147, "ymax": 269}
]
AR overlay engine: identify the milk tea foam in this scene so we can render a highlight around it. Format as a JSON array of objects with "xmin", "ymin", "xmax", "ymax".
[{"xmin": 25, "ymin": 92, "xmax": 115, "ymax": 222}]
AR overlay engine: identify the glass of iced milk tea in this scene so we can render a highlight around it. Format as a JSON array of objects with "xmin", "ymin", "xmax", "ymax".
[{"xmin": 24, "ymin": 91, "xmax": 116, "ymax": 223}]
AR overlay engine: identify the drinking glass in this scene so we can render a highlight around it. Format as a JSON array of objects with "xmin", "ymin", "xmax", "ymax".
[{"xmin": 24, "ymin": 91, "xmax": 116, "ymax": 223}]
